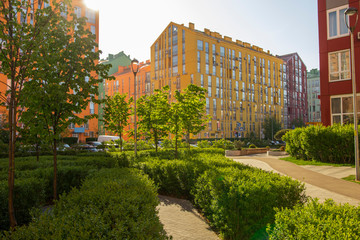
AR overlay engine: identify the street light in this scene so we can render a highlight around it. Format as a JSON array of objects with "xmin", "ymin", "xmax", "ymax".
[
  {"xmin": 345, "ymin": 7, "xmax": 360, "ymax": 181},
  {"xmin": 131, "ymin": 58, "xmax": 139, "ymax": 157}
]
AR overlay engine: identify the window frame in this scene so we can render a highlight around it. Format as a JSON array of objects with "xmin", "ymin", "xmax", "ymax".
[
  {"xmin": 327, "ymin": 5, "xmax": 349, "ymax": 40},
  {"xmin": 331, "ymin": 94, "xmax": 360, "ymax": 125},
  {"xmin": 328, "ymin": 49, "xmax": 351, "ymax": 82}
]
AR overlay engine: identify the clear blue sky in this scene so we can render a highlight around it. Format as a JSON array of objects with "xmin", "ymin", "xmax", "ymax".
[{"xmin": 85, "ymin": 0, "xmax": 319, "ymax": 70}]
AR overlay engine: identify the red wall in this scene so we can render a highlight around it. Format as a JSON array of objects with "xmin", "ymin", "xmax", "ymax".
[{"xmin": 318, "ymin": 0, "xmax": 360, "ymax": 125}]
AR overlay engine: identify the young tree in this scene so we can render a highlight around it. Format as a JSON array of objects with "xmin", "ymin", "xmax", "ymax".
[
  {"xmin": 19, "ymin": 1, "xmax": 111, "ymax": 202},
  {"xmin": 0, "ymin": 0, "xmax": 59, "ymax": 227},
  {"xmin": 178, "ymin": 84, "xmax": 208, "ymax": 149},
  {"xmin": 290, "ymin": 117, "xmax": 306, "ymax": 128},
  {"xmin": 169, "ymin": 90, "xmax": 182, "ymax": 158},
  {"xmin": 102, "ymin": 93, "xmax": 132, "ymax": 151},
  {"xmin": 263, "ymin": 116, "xmax": 282, "ymax": 140},
  {"xmin": 137, "ymin": 86, "xmax": 170, "ymax": 152}
]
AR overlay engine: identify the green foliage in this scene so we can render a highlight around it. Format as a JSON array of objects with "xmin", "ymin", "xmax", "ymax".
[
  {"xmin": 263, "ymin": 116, "xmax": 282, "ymax": 140},
  {"xmin": 283, "ymin": 124, "xmax": 355, "ymax": 164},
  {"xmin": 268, "ymin": 199, "xmax": 360, "ymax": 239},
  {"xmin": 177, "ymin": 84, "xmax": 209, "ymax": 147},
  {"xmin": 61, "ymin": 137, "xmax": 78, "ymax": 146},
  {"xmin": 4, "ymin": 168, "xmax": 168, "ymax": 239},
  {"xmin": 233, "ymin": 140, "xmax": 245, "ymax": 150},
  {"xmin": 249, "ymin": 144, "xmax": 257, "ymax": 148},
  {"xmin": 192, "ymin": 167, "xmax": 307, "ymax": 239},
  {"xmin": 85, "ymin": 138, "xmax": 97, "ymax": 142},
  {"xmin": 102, "ymin": 93, "xmax": 132, "ymax": 151},
  {"xmin": 197, "ymin": 140, "xmax": 212, "ymax": 148},
  {"xmin": 274, "ymin": 129, "xmax": 291, "ymax": 141},
  {"xmin": 0, "ymin": 178, "xmax": 47, "ymax": 229},
  {"xmin": 290, "ymin": 117, "xmax": 306, "ymax": 128},
  {"xmin": 0, "ymin": 154, "xmax": 113, "ymax": 230},
  {"xmin": 137, "ymin": 86, "xmax": 170, "ymax": 152},
  {"xmin": 212, "ymin": 139, "xmax": 235, "ymax": 150}
]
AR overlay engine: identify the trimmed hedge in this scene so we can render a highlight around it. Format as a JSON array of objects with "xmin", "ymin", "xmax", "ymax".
[
  {"xmin": 268, "ymin": 199, "xmax": 360, "ymax": 239},
  {"xmin": 192, "ymin": 167, "xmax": 307, "ymax": 239},
  {"xmin": 0, "ymin": 154, "xmax": 113, "ymax": 230},
  {"xmin": 3, "ymin": 168, "xmax": 168, "ymax": 239},
  {"xmin": 283, "ymin": 124, "xmax": 355, "ymax": 163}
]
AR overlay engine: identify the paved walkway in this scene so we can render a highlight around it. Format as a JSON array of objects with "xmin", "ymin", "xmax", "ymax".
[
  {"xmin": 157, "ymin": 195, "xmax": 220, "ymax": 240},
  {"xmin": 157, "ymin": 153, "xmax": 360, "ymax": 239},
  {"xmin": 229, "ymin": 153, "xmax": 360, "ymax": 205}
]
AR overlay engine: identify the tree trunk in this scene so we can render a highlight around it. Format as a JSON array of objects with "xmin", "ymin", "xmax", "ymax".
[
  {"xmin": 186, "ymin": 131, "xmax": 191, "ymax": 151},
  {"xmin": 119, "ymin": 131, "xmax": 122, "ymax": 152},
  {"xmin": 154, "ymin": 131, "xmax": 158, "ymax": 153},
  {"xmin": 53, "ymin": 138, "xmax": 57, "ymax": 201},
  {"xmin": 36, "ymin": 143, "xmax": 40, "ymax": 162},
  {"xmin": 175, "ymin": 133, "xmax": 178, "ymax": 159},
  {"xmin": 8, "ymin": 98, "xmax": 17, "ymax": 228}
]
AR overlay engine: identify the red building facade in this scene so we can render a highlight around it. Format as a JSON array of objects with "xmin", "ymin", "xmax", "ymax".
[
  {"xmin": 318, "ymin": 0, "xmax": 360, "ymax": 126},
  {"xmin": 279, "ymin": 53, "xmax": 308, "ymax": 128}
]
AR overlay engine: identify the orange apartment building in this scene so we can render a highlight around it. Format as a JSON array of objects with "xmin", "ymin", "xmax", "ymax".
[
  {"xmin": 0, "ymin": 0, "xmax": 99, "ymax": 143},
  {"xmin": 104, "ymin": 60, "xmax": 151, "ymax": 139}
]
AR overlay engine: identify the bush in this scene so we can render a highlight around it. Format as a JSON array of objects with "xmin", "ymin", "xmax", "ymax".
[
  {"xmin": 249, "ymin": 144, "xmax": 257, "ymax": 148},
  {"xmin": 193, "ymin": 167, "xmax": 307, "ymax": 239},
  {"xmin": 274, "ymin": 129, "xmax": 291, "ymax": 141},
  {"xmin": 197, "ymin": 140, "xmax": 212, "ymax": 148},
  {"xmin": 0, "ymin": 178, "xmax": 47, "ymax": 230},
  {"xmin": 61, "ymin": 137, "xmax": 78, "ymax": 146},
  {"xmin": 233, "ymin": 140, "xmax": 244, "ymax": 150},
  {"xmin": 212, "ymin": 139, "xmax": 234, "ymax": 150},
  {"xmin": 268, "ymin": 199, "xmax": 360, "ymax": 239},
  {"xmin": 283, "ymin": 124, "xmax": 355, "ymax": 164},
  {"xmin": 85, "ymin": 137, "xmax": 97, "ymax": 142},
  {"xmin": 4, "ymin": 168, "xmax": 169, "ymax": 239}
]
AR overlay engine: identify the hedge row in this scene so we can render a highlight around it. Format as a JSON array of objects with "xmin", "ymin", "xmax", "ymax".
[
  {"xmin": 268, "ymin": 199, "xmax": 360, "ymax": 239},
  {"xmin": 3, "ymin": 168, "xmax": 168, "ymax": 240},
  {"xmin": 283, "ymin": 124, "xmax": 355, "ymax": 164},
  {"xmin": 124, "ymin": 150, "xmax": 306, "ymax": 239},
  {"xmin": 0, "ymin": 153, "xmax": 114, "ymax": 230}
]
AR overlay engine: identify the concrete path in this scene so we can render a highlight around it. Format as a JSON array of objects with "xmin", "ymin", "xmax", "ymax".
[
  {"xmin": 229, "ymin": 154, "xmax": 360, "ymax": 205},
  {"xmin": 157, "ymin": 195, "xmax": 220, "ymax": 240}
]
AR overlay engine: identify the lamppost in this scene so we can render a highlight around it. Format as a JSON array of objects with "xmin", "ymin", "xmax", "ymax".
[
  {"xmin": 345, "ymin": 7, "xmax": 360, "ymax": 181},
  {"xmin": 131, "ymin": 58, "xmax": 139, "ymax": 157}
]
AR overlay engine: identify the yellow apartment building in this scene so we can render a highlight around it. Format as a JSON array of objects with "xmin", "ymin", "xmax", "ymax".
[{"xmin": 150, "ymin": 22, "xmax": 286, "ymax": 139}]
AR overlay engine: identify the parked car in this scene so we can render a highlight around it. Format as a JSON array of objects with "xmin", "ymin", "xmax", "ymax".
[{"xmin": 57, "ymin": 143, "xmax": 71, "ymax": 151}]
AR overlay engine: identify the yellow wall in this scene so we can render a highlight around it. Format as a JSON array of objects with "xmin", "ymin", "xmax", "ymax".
[{"xmin": 151, "ymin": 22, "xmax": 286, "ymax": 139}]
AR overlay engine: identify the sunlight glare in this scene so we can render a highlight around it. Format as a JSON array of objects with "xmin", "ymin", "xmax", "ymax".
[{"xmin": 84, "ymin": 0, "xmax": 100, "ymax": 10}]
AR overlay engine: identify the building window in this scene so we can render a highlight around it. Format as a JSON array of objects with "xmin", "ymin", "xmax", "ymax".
[
  {"xmin": 74, "ymin": 6, "xmax": 81, "ymax": 18},
  {"xmin": 329, "ymin": 50, "xmax": 350, "ymax": 81},
  {"xmin": 331, "ymin": 95, "xmax": 360, "ymax": 124},
  {"xmin": 327, "ymin": 5, "xmax": 349, "ymax": 39},
  {"xmin": 197, "ymin": 40, "xmax": 203, "ymax": 51}
]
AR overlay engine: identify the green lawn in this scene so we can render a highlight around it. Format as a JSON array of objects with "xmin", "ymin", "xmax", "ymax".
[
  {"xmin": 280, "ymin": 156, "xmax": 354, "ymax": 168},
  {"xmin": 342, "ymin": 175, "xmax": 360, "ymax": 184}
]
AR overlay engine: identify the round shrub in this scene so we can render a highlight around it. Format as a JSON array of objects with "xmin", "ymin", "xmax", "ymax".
[
  {"xmin": 268, "ymin": 199, "xmax": 360, "ymax": 239},
  {"xmin": 249, "ymin": 144, "xmax": 257, "ymax": 148}
]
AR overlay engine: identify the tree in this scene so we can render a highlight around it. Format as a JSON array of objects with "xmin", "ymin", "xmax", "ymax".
[
  {"xmin": 102, "ymin": 93, "xmax": 132, "ymax": 151},
  {"xmin": 19, "ymin": 1, "xmax": 111, "ymax": 202},
  {"xmin": 263, "ymin": 116, "xmax": 282, "ymax": 140},
  {"xmin": 0, "ymin": 0, "xmax": 59, "ymax": 228},
  {"xmin": 178, "ymin": 84, "xmax": 208, "ymax": 148},
  {"xmin": 137, "ymin": 86, "xmax": 170, "ymax": 152},
  {"xmin": 290, "ymin": 118, "xmax": 306, "ymax": 128},
  {"xmin": 168, "ymin": 90, "xmax": 182, "ymax": 158}
]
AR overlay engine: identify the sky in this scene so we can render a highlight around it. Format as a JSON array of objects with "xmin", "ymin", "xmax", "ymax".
[{"xmin": 84, "ymin": 0, "xmax": 319, "ymax": 70}]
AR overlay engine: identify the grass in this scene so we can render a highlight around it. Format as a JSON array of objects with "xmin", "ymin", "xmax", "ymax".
[
  {"xmin": 342, "ymin": 175, "xmax": 360, "ymax": 184},
  {"xmin": 280, "ymin": 156, "xmax": 354, "ymax": 168}
]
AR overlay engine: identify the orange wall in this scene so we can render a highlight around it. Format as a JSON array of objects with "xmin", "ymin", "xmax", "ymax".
[
  {"xmin": 104, "ymin": 61, "xmax": 151, "ymax": 139},
  {"xmin": 0, "ymin": 0, "xmax": 100, "ymax": 143}
]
